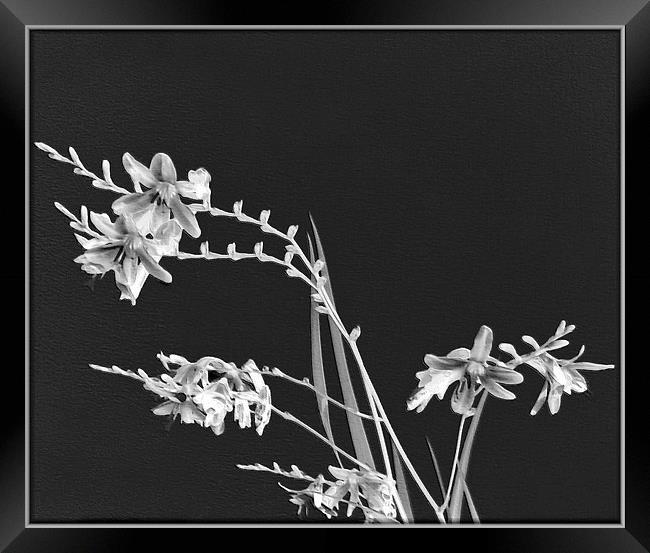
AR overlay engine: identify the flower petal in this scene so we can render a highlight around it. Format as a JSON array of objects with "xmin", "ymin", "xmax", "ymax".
[
  {"xmin": 451, "ymin": 378, "xmax": 476, "ymax": 415},
  {"xmin": 530, "ymin": 382, "xmax": 548, "ymax": 415},
  {"xmin": 152, "ymin": 401, "xmax": 176, "ymax": 416},
  {"xmin": 137, "ymin": 245, "xmax": 172, "ymax": 283},
  {"xmin": 486, "ymin": 366, "xmax": 524, "ymax": 385},
  {"xmin": 149, "ymin": 153, "xmax": 177, "ymax": 183},
  {"xmin": 569, "ymin": 362, "xmax": 615, "ymax": 371},
  {"xmin": 423, "ymin": 354, "xmax": 467, "ymax": 371},
  {"xmin": 169, "ymin": 194, "xmax": 201, "ymax": 238},
  {"xmin": 547, "ymin": 385, "xmax": 563, "ymax": 414},
  {"xmin": 447, "ymin": 347, "xmax": 471, "ymax": 360},
  {"xmin": 481, "ymin": 377, "xmax": 516, "ymax": 400},
  {"xmin": 123, "ymin": 153, "xmax": 158, "ymax": 188},
  {"xmin": 408, "ymin": 366, "xmax": 465, "ymax": 412},
  {"xmin": 112, "ymin": 190, "xmax": 156, "ymax": 216},
  {"xmin": 176, "ymin": 168, "xmax": 211, "ymax": 201},
  {"xmin": 90, "ymin": 212, "xmax": 124, "ymax": 239},
  {"xmin": 470, "ymin": 325, "xmax": 493, "ymax": 363}
]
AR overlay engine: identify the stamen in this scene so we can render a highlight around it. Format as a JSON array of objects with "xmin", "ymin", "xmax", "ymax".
[{"xmin": 112, "ymin": 246, "xmax": 124, "ymax": 263}]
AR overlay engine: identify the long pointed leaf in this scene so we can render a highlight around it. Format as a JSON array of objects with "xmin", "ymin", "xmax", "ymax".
[
  {"xmin": 453, "ymin": 454, "xmax": 481, "ymax": 523},
  {"xmin": 463, "ymin": 479, "xmax": 480, "ymax": 523},
  {"xmin": 449, "ymin": 391, "xmax": 487, "ymax": 522},
  {"xmin": 310, "ymin": 214, "xmax": 375, "ymax": 470},
  {"xmin": 308, "ymin": 236, "xmax": 341, "ymax": 467},
  {"xmin": 391, "ymin": 442, "xmax": 414, "ymax": 523},
  {"xmin": 425, "ymin": 436, "xmax": 447, "ymax": 498}
]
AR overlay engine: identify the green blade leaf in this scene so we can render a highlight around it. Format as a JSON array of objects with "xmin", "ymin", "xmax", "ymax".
[
  {"xmin": 307, "ymin": 236, "xmax": 341, "ymax": 467},
  {"xmin": 310, "ymin": 214, "xmax": 375, "ymax": 470},
  {"xmin": 391, "ymin": 442, "xmax": 414, "ymax": 523}
]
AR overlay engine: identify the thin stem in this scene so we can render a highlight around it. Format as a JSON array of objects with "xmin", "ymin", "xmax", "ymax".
[
  {"xmin": 176, "ymin": 248, "xmax": 316, "ymax": 290},
  {"xmin": 262, "ymin": 367, "xmax": 379, "ymax": 421},
  {"xmin": 313, "ymin": 288, "xmax": 411, "ymax": 522},
  {"xmin": 448, "ymin": 390, "xmax": 488, "ymax": 522},
  {"xmin": 270, "ymin": 405, "xmax": 373, "ymax": 472},
  {"xmin": 191, "ymin": 203, "xmax": 439, "ymax": 523},
  {"xmin": 441, "ymin": 414, "xmax": 468, "ymax": 511}
]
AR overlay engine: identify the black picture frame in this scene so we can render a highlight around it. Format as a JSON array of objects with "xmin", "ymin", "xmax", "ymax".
[{"xmin": 6, "ymin": 1, "xmax": 643, "ymax": 550}]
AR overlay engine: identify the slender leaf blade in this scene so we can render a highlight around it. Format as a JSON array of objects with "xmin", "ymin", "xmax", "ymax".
[
  {"xmin": 425, "ymin": 436, "xmax": 447, "ymax": 498},
  {"xmin": 463, "ymin": 480, "xmax": 480, "ymax": 523},
  {"xmin": 391, "ymin": 442, "xmax": 414, "ymax": 523},
  {"xmin": 307, "ymin": 236, "xmax": 341, "ymax": 466},
  {"xmin": 310, "ymin": 214, "xmax": 375, "ymax": 470}
]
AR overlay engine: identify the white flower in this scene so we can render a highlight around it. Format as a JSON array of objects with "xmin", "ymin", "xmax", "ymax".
[
  {"xmin": 322, "ymin": 466, "xmax": 397, "ymax": 521},
  {"xmin": 145, "ymin": 355, "xmax": 272, "ymax": 435},
  {"xmin": 73, "ymin": 213, "xmax": 181, "ymax": 305},
  {"xmin": 524, "ymin": 340, "xmax": 614, "ymax": 415},
  {"xmin": 112, "ymin": 152, "xmax": 205, "ymax": 238},
  {"xmin": 407, "ymin": 326, "xmax": 524, "ymax": 415}
]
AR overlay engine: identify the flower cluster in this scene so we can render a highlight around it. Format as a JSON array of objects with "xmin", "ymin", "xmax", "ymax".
[
  {"xmin": 407, "ymin": 325, "xmax": 524, "ymax": 416},
  {"xmin": 90, "ymin": 355, "xmax": 272, "ymax": 436},
  {"xmin": 498, "ymin": 321, "xmax": 614, "ymax": 415},
  {"xmin": 408, "ymin": 321, "xmax": 614, "ymax": 417},
  {"xmin": 55, "ymin": 151, "xmax": 211, "ymax": 304},
  {"xmin": 239, "ymin": 462, "xmax": 397, "ymax": 522}
]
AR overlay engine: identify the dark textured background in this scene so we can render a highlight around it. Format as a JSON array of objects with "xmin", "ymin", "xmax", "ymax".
[{"xmin": 29, "ymin": 30, "xmax": 620, "ymax": 523}]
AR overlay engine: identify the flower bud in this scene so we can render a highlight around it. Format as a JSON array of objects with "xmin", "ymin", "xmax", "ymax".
[
  {"xmin": 287, "ymin": 225, "xmax": 298, "ymax": 239},
  {"xmin": 259, "ymin": 210, "xmax": 270, "ymax": 224},
  {"xmin": 350, "ymin": 326, "xmax": 361, "ymax": 341}
]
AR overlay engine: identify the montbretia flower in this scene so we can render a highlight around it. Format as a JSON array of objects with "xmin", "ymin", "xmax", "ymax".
[
  {"xmin": 74, "ymin": 213, "xmax": 181, "ymax": 305},
  {"xmin": 407, "ymin": 326, "xmax": 524, "ymax": 415},
  {"xmin": 322, "ymin": 466, "xmax": 397, "ymax": 521},
  {"xmin": 280, "ymin": 476, "xmax": 334, "ymax": 519},
  {"xmin": 523, "ymin": 339, "xmax": 615, "ymax": 415},
  {"xmin": 145, "ymin": 355, "xmax": 272, "ymax": 435},
  {"xmin": 152, "ymin": 391, "xmax": 207, "ymax": 425},
  {"xmin": 112, "ymin": 152, "xmax": 205, "ymax": 238}
]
